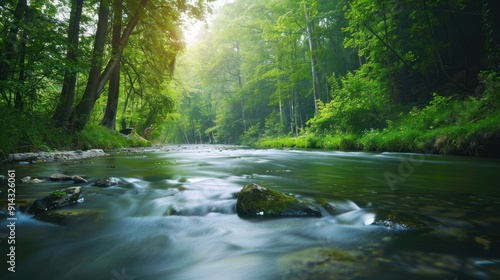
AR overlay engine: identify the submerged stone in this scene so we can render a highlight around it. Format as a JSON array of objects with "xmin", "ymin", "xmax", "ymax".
[
  {"xmin": 34, "ymin": 209, "xmax": 103, "ymax": 225},
  {"xmin": 26, "ymin": 186, "xmax": 84, "ymax": 214},
  {"xmin": 94, "ymin": 177, "xmax": 118, "ymax": 187},
  {"xmin": 50, "ymin": 173, "xmax": 73, "ymax": 181},
  {"xmin": 371, "ymin": 210, "xmax": 438, "ymax": 230},
  {"xmin": 236, "ymin": 183, "xmax": 321, "ymax": 218},
  {"xmin": 71, "ymin": 175, "xmax": 87, "ymax": 183},
  {"xmin": 278, "ymin": 247, "xmax": 368, "ymax": 280},
  {"xmin": 21, "ymin": 176, "xmax": 46, "ymax": 183}
]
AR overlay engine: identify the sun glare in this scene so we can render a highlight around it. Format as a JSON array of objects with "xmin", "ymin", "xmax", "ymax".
[{"xmin": 182, "ymin": 0, "xmax": 234, "ymax": 47}]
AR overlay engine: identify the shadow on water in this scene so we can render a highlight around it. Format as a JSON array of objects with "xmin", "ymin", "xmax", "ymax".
[{"xmin": 1, "ymin": 145, "xmax": 500, "ymax": 279}]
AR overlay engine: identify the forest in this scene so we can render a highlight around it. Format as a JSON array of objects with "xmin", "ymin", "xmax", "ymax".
[{"xmin": 1, "ymin": 0, "xmax": 499, "ymax": 157}]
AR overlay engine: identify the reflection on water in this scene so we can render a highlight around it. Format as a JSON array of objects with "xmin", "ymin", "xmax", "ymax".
[{"xmin": 1, "ymin": 145, "xmax": 500, "ymax": 279}]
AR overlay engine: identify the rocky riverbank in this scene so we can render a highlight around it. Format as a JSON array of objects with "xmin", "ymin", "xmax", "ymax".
[
  {"xmin": 4, "ymin": 149, "xmax": 108, "ymax": 164},
  {"xmin": 3, "ymin": 144, "xmax": 247, "ymax": 165}
]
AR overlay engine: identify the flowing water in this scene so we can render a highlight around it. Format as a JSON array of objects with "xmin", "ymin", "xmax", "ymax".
[{"xmin": 1, "ymin": 145, "xmax": 500, "ymax": 279}]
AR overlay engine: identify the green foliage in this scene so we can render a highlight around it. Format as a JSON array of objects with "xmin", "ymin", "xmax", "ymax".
[
  {"xmin": 360, "ymin": 80, "xmax": 500, "ymax": 155},
  {"xmin": 76, "ymin": 125, "xmax": 150, "ymax": 150},
  {"xmin": 167, "ymin": 0, "xmax": 356, "ymax": 144},
  {"xmin": 0, "ymin": 0, "xmax": 213, "ymax": 153},
  {"xmin": 257, "ymin": 133, "xmax": 359, "ymax": 150},
  {"xmin": 241, "ymin": 123, "xmax": 262, "ymax": 145},
  {"xmin": 0, "ymin": 108, "xmax": 150, "ymax": 157},
  {"xmin": 258, "ymin": 74, "xmax": 500, "ymax": 156},
  {"xmin": 392, "ymin": 92, "xmax": 485, "ymax": 132},
  {"xmin": 1, "ymin": 0, "xmax": 495, "ymax": 158},
  {"xmin": 478, "ymin": 71, "xmax": 500, "ymax": 112},
  {"xmin": 307, "ymin": 69, "xmax": 388, "ymax": 134},
  {"xmin": 50, "ymin": 190, "xmax": 67, "ymax": 199},
  {"xmin": 0, "ymin": 109, "xmax": 73, "ymax": 155}
]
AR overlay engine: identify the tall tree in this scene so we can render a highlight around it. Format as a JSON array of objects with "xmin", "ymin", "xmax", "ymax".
[
  {"xmin": 69, "ymin": 0, "xmax": 149, "ymax": 131},
  {"xmin": 68, "ymin": 0, "xmax": 110, "ymax": 131},
  {"xmin": 483, "ymin": 0, "xmax": 500, "ymax": 72},
  {"xmin": 0, "ymin": 0, "xmax": 27, "ymax": 108},
  {"xmin": 99, "ymin": 0, "xmax": 123, "ymax": 129},
  {"xmin": 52, "ymin": 0, "xmax": 84, "ymax": 127},
  {"xmin": 303, "ymin": 1, "xmax": 320, "ymax": 115}
]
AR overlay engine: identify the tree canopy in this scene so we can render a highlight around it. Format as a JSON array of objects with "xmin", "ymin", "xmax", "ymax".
[
  {"xmin": 166, "ymin": 0, "xmax": 496, "ymax": 146},
  {"xmin": 1, "ymin": 0, "xmax": 498, "ymax": 155},
  {"xmin": 0, "ymin": 0, "xmax": 213, "ymax": 137}
]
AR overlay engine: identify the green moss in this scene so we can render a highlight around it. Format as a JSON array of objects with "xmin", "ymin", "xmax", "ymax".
[
  {"xmin": 0, "ymin": 110, "xmax": 74, "ymax": 154},
  {"xmin": 237, "ymin": 185, "xmax": 296, "ymax": 215},
  {"xmin": 50, "ymin": 190, "xmax": 67, "ymax": 199},
  {"xmin": 75, "ymin": 125, "xmax": 151, "ymax": 150},
  {"xmin": 34, "ymin": 209, "xmax": 104, "ymax": 225},
  {"xmin": 0, "ymin": 108, "xmax": 151, "ymax": 156},
  {"xmin": 257, "ymin": 91, "xmax": 500, "ymax": 156},
  {"xmin": 236, "ymin": 183, "xmax": 321, "ymax": 218}
]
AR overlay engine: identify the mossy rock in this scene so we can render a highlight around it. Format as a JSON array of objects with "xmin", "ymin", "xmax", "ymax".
[
  {"xmin": 94, "ymin": 177, "xmax": 118, "ymax": 187},
  {"xmin": 371, "ymin": 210, "xmax": 439, "ymax": 230},
  {"xmin": 34, "ymin": 209, "xmax": 103, "ymax": 225},
  {"xmin": 236, "ymin": 183, "xmax": 321, "ymax": 218},
  {"xmin": 278, "ymin": 247, "xmax": 369, "ymax": 280},
  {"xmin": 50, "ymin": 173, "xmax": 73, "ymax": 181},
  {"xmin": 26, "ymin": 186, "xmax": 84, "ymax": 214}
]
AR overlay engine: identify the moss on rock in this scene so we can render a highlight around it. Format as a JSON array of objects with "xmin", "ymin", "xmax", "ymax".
[
  {"xmin": 34, "ymin": 209, "xmax": 103, "ymax": 225},
  {"xmin": 371, "ymin": 210, "xmax": 439, "ymax": 230},
  {"xmin": 26, "ymin": 186, "xmax": 83, "ymax": 214},
  {"xmin": 236, "ymin": 183, "xmax": 321, "ymax": 218},
  {"xmin": 278, "ymin": 247, "xmax": 369, "ymax": 280}
]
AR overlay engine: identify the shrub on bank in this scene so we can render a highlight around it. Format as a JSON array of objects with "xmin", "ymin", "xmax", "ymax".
[
  {"xmin": 0, "ymin": 110, "xmax": 73, "ymax": 155},
  {"xmin": 75, "ymin": 125, "xmax": 151, "ymax": 150},
  {"xmin": 256, "ymin": 84, "xmax": 500, "ymax": 156},
  {"xmin": 0, "ymin": 110, "xmax": 150, "ymax": 158}
]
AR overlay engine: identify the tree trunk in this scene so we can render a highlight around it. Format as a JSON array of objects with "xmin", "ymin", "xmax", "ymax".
[
  {"xmin": 381, "ymin": 0, "xmax": 395, "ymax": 101},
  {"xmin": 100, "ymin": 0, "xmax": 123, "ymax": 130},
  {"xmin": 69, "ymin": 0, "xmax": 148, "ymax": 131},
  {"xmin": 68, "ymin": 0, "xmax": 110, "ymax": 131},
  {"xmin": 303, "ymin": 3, "xmax": 320, "ymax": 115},
  {"xmin": 483, "ymin": 0, "xmax": 500, "ymax": 72},
  {"xmin": 52, "ymin": 0, "xmax": 84, "ymax": 127},
  {"xmin": 14, "ymin": 25, "xmax": 28, "ymax": 111},
  {"xmin": 96, "ymin": 0, "xmax": 148, "ymax": 97},
  {"xmin": 0, "ymin": 0, "xmax": 27, "ymax": 107}
]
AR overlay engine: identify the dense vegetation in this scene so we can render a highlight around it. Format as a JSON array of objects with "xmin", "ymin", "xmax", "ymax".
[
  {"xmin": 1, "ymin": 0, "xmax": 499, "ymax": 157},
  {"xmin": 0, "ymin": 0, "xmax": 212, "ymax": 157},
  {"xmin": 168, "ymin": 0, "xmax": 499, "ymax": 156}
]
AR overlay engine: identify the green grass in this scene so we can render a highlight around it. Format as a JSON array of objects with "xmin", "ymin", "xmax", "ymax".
[
  {"xmin": 256, "ymin": 101, "xmax": 500, "ymax": 156},
  {"xmin": 257, "ymin": 134, "xmax": 360, "ymax": 150},
  {"xmin": 0, "ymin": 110, "xmax": 73, "ymax": 155},
  {"xmin": 0, "ymin": 109, "xmax": 150, "ymax": 160},
  {"xmin": 75, "ymin": 125, "xmax": 151, "ymax": 151}
]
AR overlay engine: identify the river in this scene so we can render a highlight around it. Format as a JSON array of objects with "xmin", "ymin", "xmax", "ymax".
[{"xmin": 1, "ymin": 145, "xmax": 500, "ymax": 279}]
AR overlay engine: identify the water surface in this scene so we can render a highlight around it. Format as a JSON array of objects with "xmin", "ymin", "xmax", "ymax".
[{"xmin": 1, "ymin": 145, "xmax": 499, "ymax": 279}]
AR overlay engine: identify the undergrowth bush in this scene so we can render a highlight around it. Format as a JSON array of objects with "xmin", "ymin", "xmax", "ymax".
[
  {"xmin": 0, "ymin": 109, "xmax": 150, "ymax": 158},
  {"xmin": 76, "ymin": 125, "xmax": 151, "ymax": 150},
  {"xmin": 257, "ymin": 71, "xmax": 500, "ymax": 156},
  {"xmin": 0, "ymin": 110, "xmax": 73, "ymax": 155}
]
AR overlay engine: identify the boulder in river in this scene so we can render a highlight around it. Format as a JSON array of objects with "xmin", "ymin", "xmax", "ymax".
[
  {"xmin": 94, "ymin": 177, "xmax": 118, "ymax": 187},
  {"xmin": 34, "ymin": 209, "xmax": 103, "ymax": 225},
  {"xmin": 236, "ymin": 183, "xmax": 321, "ymax": 218},
  {"xmin": 371, "ymin": 210, "xmax": 439, "ymax": 230},
  {"xmin": 21, "ymin": 176, "xmax": 46, "ymax": 183},
  {"xmin": 5, "ymin": 149, "xmax": 107, "ymax": 163},
  {"xmin": 278, "ymin": 247, "xmax": 369, "ymax": 280},
  {"xmin": 27, "ymin": 186, "xmax": 84, "ymax": 214},
  {"xmin": 71, "ymin": 175, "xmax": 87, "ymax": 183},
  {"xmin": 50, "ymin": 173, "xmax": 73, "ymax": 181}
]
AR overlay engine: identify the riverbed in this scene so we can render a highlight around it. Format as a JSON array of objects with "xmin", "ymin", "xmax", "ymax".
[{"xmin": 1, "ymin": 145, "xmax": 500, "ymax": 279}]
